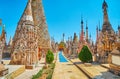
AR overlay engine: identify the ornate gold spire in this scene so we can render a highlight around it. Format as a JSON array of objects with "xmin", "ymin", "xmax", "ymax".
[
  {"xmin": 86, "ymin": 21, "xmax": 88, "ymax": 42},
  {"xmin": 102, "ymin": 0, "xmax": 109, "ymax": 24},
  {"xmin": 80, "ymin": 16, "xmax": 84, "ymax": 42},
  {"xmin": 96, "ymin": 25, "xmax": 99, "ymax": 41},
  {"xmin": 102, "ymin": 0, "xmax": 114, "ymax": 33}
]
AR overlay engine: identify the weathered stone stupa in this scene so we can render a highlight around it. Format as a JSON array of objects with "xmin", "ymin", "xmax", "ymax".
[{"xmin": 10, "ymin": 0, "xmax": 50, "ymax": 65}]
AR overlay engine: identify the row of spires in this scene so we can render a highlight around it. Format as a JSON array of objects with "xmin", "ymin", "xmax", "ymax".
[{"xmin": 79, "ymin": 17, "xmax": 93, "ymax": 44}]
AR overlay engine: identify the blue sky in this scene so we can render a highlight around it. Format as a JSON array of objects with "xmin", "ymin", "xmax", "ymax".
[{"xmin": 0, "ymin": 0, "xmax": 120, "ymax": 43}]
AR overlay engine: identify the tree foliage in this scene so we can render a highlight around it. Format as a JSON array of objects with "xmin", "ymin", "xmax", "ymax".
[
  {"xmin": 46, "ymin": 50, "xmax": 54, "ymax": 64},
  {"xmin": 78, "ymin": 45, "xmax": 92, "ymax": 63}
]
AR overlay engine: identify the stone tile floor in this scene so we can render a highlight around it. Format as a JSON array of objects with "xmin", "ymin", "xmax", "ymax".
[
  {"xmin": 52, "ymin": 59, "xmax": 88, "ymax": 79},
  {"xmin": 71, "ymin": 58, "xmax": 120, "ymax": 79},
  {"xmin": 15, "ymin": 64, "xmax": 44, "ymax": 79}
]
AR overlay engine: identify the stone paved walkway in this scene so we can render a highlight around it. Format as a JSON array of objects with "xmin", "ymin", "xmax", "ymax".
[
  {"xmin": 52, "ymin": 54, "xmax": 88, "ymax": 79},
  {"xmin": 71, "ymin": 58, "xmax": 120, "ymax": 79}
]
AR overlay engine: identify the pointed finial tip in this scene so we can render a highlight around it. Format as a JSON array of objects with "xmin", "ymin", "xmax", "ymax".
[
  {"xmin": 118, "ymin": 25, "xmax": 120, "ymax": 30},
  {"xmin": 86, "ymin": 22, "xmax": 88, "ymax": 29},
  {"xmin": 0, "ymin": 19, "xmax": 2, "ymax": 25},
  {"xmin": 96, "ymin": 25, "xmax": 98, "ymax": 30},
  {"xmin": 103, "ymin": 0, "xmax": 106, "ymax": 3},
  {"xmin": 81, "ymin": 15, "xmax": 83, "ymax": 24}
]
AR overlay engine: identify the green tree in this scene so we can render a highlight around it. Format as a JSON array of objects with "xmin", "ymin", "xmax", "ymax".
[
  {"xmin": 78, "ymin": 45, "xmax": 92, "ymax": 63},
  {"xmin": 46, "ymin": 50, "xmax": 54, "ymax": 64}
]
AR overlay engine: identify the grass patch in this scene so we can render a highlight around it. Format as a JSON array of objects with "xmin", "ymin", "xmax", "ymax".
[
  {"xmin": 32, "ymin": 63, "xmax": 55, "ymax": 79},
  {"xmin": 32, "ymin": 69, "xmax": 43, "ymax": 79}
]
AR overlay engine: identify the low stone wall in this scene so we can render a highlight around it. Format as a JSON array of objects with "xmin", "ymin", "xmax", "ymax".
[
  {"xmin": 2, "ymin": 60, "xmax": 11, "ymax": 65},
  {"xmin": 5, "ymin": 65, "xmax": 25, "ymax": 79}
]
